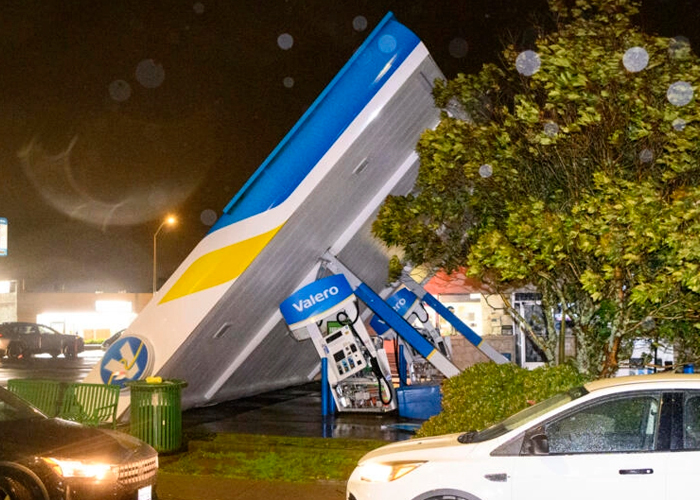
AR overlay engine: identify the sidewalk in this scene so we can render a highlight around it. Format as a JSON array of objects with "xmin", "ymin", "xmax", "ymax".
[{"xmin": 157, "ymin": 474, "xmax": 345, "ymax": 500}]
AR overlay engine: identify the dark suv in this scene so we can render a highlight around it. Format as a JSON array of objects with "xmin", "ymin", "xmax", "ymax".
[
  {"xmin": 0, "ymin": 322, "xmax": 85, "ymax": 360},
  {"xmin": 0, "ymin": 386, "xmax": 158, "ymax": 500}
]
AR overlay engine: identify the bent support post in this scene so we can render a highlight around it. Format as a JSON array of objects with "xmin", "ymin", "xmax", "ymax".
[
  {"xmin": 401, "ymin": 273, "xmax": 510, "ymax": 365},
  {"xmin": 354, "ymin": 283, "xmax": 461, "ymax": 378},
  {"xmin": 398, "ymin": 344, "xmax": 407, "ymax": 387}
]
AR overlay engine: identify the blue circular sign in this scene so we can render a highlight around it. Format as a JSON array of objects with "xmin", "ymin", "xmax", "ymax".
[
  {"xmin": 369, "ymin": 288, "xmax": 418, "ymax": 335},
  {"xmin": 99, "ymin": 335, "xmax": 154, "ymax": 389}
]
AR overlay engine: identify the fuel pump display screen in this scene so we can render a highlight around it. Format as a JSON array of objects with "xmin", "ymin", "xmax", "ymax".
[
  {"xmin": 324, "ymin": 324, "xmax": 365, "ymax": 380},
  {"xmin": 326, "ymin": 330, "xmax": 344, "ymax": 344}
]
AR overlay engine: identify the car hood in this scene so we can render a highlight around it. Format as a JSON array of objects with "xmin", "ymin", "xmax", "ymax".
[
  {"xmin": 0, "ymin": 417, "xmax": 153, "ymax": 463},
  {"xmin": 359, "ymin": 432, "xmax": 469, "ymax": 463}
]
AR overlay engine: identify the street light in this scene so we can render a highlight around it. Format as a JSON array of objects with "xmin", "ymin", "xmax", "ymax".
[{"xmin": 153, "ymin": 215, "xmax": 177, "ymax": 294}]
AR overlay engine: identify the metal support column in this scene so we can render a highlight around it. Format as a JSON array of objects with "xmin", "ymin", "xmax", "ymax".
[{"xmin": 401, "ymin": 271, "xmax": 509, "ymax": 364}]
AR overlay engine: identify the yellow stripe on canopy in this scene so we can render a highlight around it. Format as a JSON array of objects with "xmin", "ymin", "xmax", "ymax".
[{"xmin": 159, "ymin": 226, "xmax": 282, "ymax": 304}]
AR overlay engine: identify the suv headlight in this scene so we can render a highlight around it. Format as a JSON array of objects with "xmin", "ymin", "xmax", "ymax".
[
  {"xmin": 357, "ymin": 461, "xmax": 426, "ymax": 482},
  {"xmin": 42, "ymin": 458, "xmax": 116, "ymax": 481}
]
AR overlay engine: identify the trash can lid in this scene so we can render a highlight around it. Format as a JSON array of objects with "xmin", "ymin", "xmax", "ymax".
[{"xmin": 126, "ymin": 379, "xmax": 188, "ymax": 389}]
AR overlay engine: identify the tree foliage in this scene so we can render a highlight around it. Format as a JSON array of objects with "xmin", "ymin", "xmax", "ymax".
[{"xmin": 373, "ymin": 0, "xmax": 700, "ymax": 376}]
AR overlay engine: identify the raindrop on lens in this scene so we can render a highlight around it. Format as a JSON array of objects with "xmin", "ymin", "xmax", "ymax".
[
  {"xmin": 667, "ymin": 81, "xmax": 694, "ymax": 107},
  {"xmin": 378, "ymin": 35, "xmax": 397, "ymax": 53},
  {"xmin": 669, "ymin": 36, "xmax": 691, "ymax": 60},
  {"xmin": 446, "ymin": 98, "xmax": 471, "ymax": 123},
  {"xmin": 639, "ymin": 149, "xmax": 653, "ymax": 163},
  {"xmin": 283, "ymin": 77, "xmax": 294, "ymax": 88},
  {"xmin": 135, "ymin": 59, "xmax": 165, "ymax": 89},
  {"xmin": 193, "ymin": 2, "xmax": 205, "ymax": 14},
  {"xmin": 672, "ymin": 118, "xmax": 687, "ymax": 131},
  {"xmin": 108, "ymin": 80, "xmax": 131, "ymax": 102},
  {"xmin": 448, "ymin": 38, "xmax": 469, "ymax": 59},
  {"xmin": 516, "ymin": 50, "xmax": 541, "ymax": 76},
  {"xmin": 479, "ymin": 164, "xmax": 493, "ymax": 178},
  {"xmin": 277, "ymin": 33, "xmax": 294, "ymax": 50},
  {"xmin": 544, "ymin": 122, "xmax": 559, "ymax": 137},
  {"xmin": 352, "ymin": 16, "xmax": 368, "ymax": 32},
  {"xmin": 623, "ymin": 47, "xmax": 649, "ymax": 72},
  {"xmin": 200, "ymin": 209, "xmax": 218, "ymax": 226}
]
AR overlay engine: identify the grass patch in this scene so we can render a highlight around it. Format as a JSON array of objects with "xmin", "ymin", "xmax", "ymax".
[{"xmin": 160, "ymin": 434, "xmax": 386, "ymax": 483}]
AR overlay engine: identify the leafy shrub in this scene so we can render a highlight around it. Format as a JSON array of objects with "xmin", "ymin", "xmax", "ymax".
[{"xmin": 416, "ymin": 362, "xmax": 588, "ymax": 437}]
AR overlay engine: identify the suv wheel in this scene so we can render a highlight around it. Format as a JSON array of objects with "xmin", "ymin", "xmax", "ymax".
[
  {"xmin": 7, "ymin": 343, "xmax": 25, "ymax": 360},
  {"xmin": 63, "ymin": 344, "xmax": 77, "ymax": 359}
]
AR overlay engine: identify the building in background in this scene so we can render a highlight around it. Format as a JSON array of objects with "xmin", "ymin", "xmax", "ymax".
[
  {"xmin": 423, "ymin": 270, "xmax": 576, "ymax": 369},
  {"xmin": 0, "ymin": 281, "xmax": 151, "ymax": 342}
]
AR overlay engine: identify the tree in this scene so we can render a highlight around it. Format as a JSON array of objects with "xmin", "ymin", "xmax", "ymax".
[{"xmin": 373, "ymin": 0, "xmax": 700, "ymax": 377}]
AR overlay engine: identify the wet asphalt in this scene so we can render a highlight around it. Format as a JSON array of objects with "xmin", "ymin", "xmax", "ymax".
[{"xmin": 180, "ymin": 380, "xmax": 420, "ymax": 442}]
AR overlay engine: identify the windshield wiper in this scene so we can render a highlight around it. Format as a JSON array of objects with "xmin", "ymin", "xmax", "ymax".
[{"xmin": 458, "ymin": 431, "xmax": 477, "ymax": 443}]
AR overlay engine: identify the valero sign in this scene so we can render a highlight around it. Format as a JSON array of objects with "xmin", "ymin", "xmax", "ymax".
[{"xmin": 280, "ymin": 274, "xmax": 354, "ymax": 328}]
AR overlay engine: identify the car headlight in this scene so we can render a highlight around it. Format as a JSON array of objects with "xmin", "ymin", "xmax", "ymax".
[
  {"xmin": 357, "ymin": 461, "xmax": 426, "ymax": 482},
  {"xmin": 42, "ymin": 457, "xmax": 116, "ymax": 481}
]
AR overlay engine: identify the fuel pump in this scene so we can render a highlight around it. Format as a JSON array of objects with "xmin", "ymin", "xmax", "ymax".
[
  {"xmin": 369, "ymin": 287, "xmax": 451, "ymax": 384},
  {"xmin": 280, "ymin": 274, "xmax": 396, "ymax": 412}
]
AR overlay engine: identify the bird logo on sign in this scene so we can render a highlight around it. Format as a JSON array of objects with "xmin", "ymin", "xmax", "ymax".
[{"xmin": 99, "ymin": 335, "xmax": 154, "ymax": 389}]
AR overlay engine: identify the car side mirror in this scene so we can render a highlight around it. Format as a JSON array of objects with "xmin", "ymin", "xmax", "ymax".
[{"xmin": 527, "ymin": 433, "xmax": 549, "ymax": 455}]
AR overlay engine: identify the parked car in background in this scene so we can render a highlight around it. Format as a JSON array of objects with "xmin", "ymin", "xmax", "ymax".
[
  {"xmin": 347, "ymin": 373, "xmax": 700, "ymax": 500},
  {"xmin": 0, "ymin": 386, "xmax": 158, "ymax": 500},
  {"xmin": 0, "ymin": 322, "xmax": 84, "ymax": 360}
]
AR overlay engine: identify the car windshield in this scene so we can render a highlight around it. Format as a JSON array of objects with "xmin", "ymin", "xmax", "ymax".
[
  {"xmin": 0, "ymin": 387, "xmax": 46, "ymax": 422},
  {"xmin": 460, "ymin": 386, "xmax": 589, "ymax": 443}
]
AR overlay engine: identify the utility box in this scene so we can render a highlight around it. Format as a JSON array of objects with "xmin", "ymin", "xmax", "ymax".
[{"xmin": 396, "ymin": 385, "xmax": 442, "ymax": 420}]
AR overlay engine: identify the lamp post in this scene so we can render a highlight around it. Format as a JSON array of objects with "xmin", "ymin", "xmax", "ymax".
[{"xmin": 153, "ymin": 215, "xmax": 177, "ymax": 294}]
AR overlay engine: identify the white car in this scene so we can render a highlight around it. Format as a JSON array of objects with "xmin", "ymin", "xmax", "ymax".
[{"xmin": 347, "ymin": 373, "xmax": 700, "ymax": 500}]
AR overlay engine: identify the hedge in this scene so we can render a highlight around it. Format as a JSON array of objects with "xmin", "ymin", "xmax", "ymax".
[{"xmin": 416, "ymin": 362, "xmax": 589, "ymax": 438}]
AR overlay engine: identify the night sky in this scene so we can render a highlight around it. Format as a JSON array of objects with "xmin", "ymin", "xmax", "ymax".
[{"xmin": 0, "ymin": 0, "xmax": 697, "ymax": 292}]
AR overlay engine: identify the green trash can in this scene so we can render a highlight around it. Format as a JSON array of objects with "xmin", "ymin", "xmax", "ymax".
[{"xmin": 128, "ymin": 379, "xmax": 187, "ymax": 453}]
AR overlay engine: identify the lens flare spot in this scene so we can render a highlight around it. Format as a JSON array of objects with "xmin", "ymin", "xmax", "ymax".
[
  {"xmin": 378, "ymin": 35, "xmax": 397, "ymax": 54},
  {"xmin": 135, "ymin": 59, "xmax": 165, "ymax": 89},
  {"xmin": 108, "ymin": 80, "xmax": 131, "ymax": 102},
  {"xmin": 352, "ymin": 16, "xmax": 368, "ymax": 32},
  {"xmin": 667, "ymin": 81, "xmax": 694, "ymax": 107},
  {"xmin": 544, "ymin": 122, "xmax": 559, "ymax": 137},
  {"xmin": 448, "ymin": 37, "xmax": 469, "ymax": 59},
  {"xmin": 623, "ymin": 47, "xmax": 649, "ymax": 72},
  {"xmin": 479, "ymin": 164, "xmax": 493, "ymax": 178},
  {"xmin": 200, "ymin": 209, "xmax": 218, "ymax": 226},
  {"xmin": 277, "ymin": 33, "xmax": 294, "ymax": 50},
  {"xmin": 516, "ymin": 50, "xmax": 541, "ymax": 76}
]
